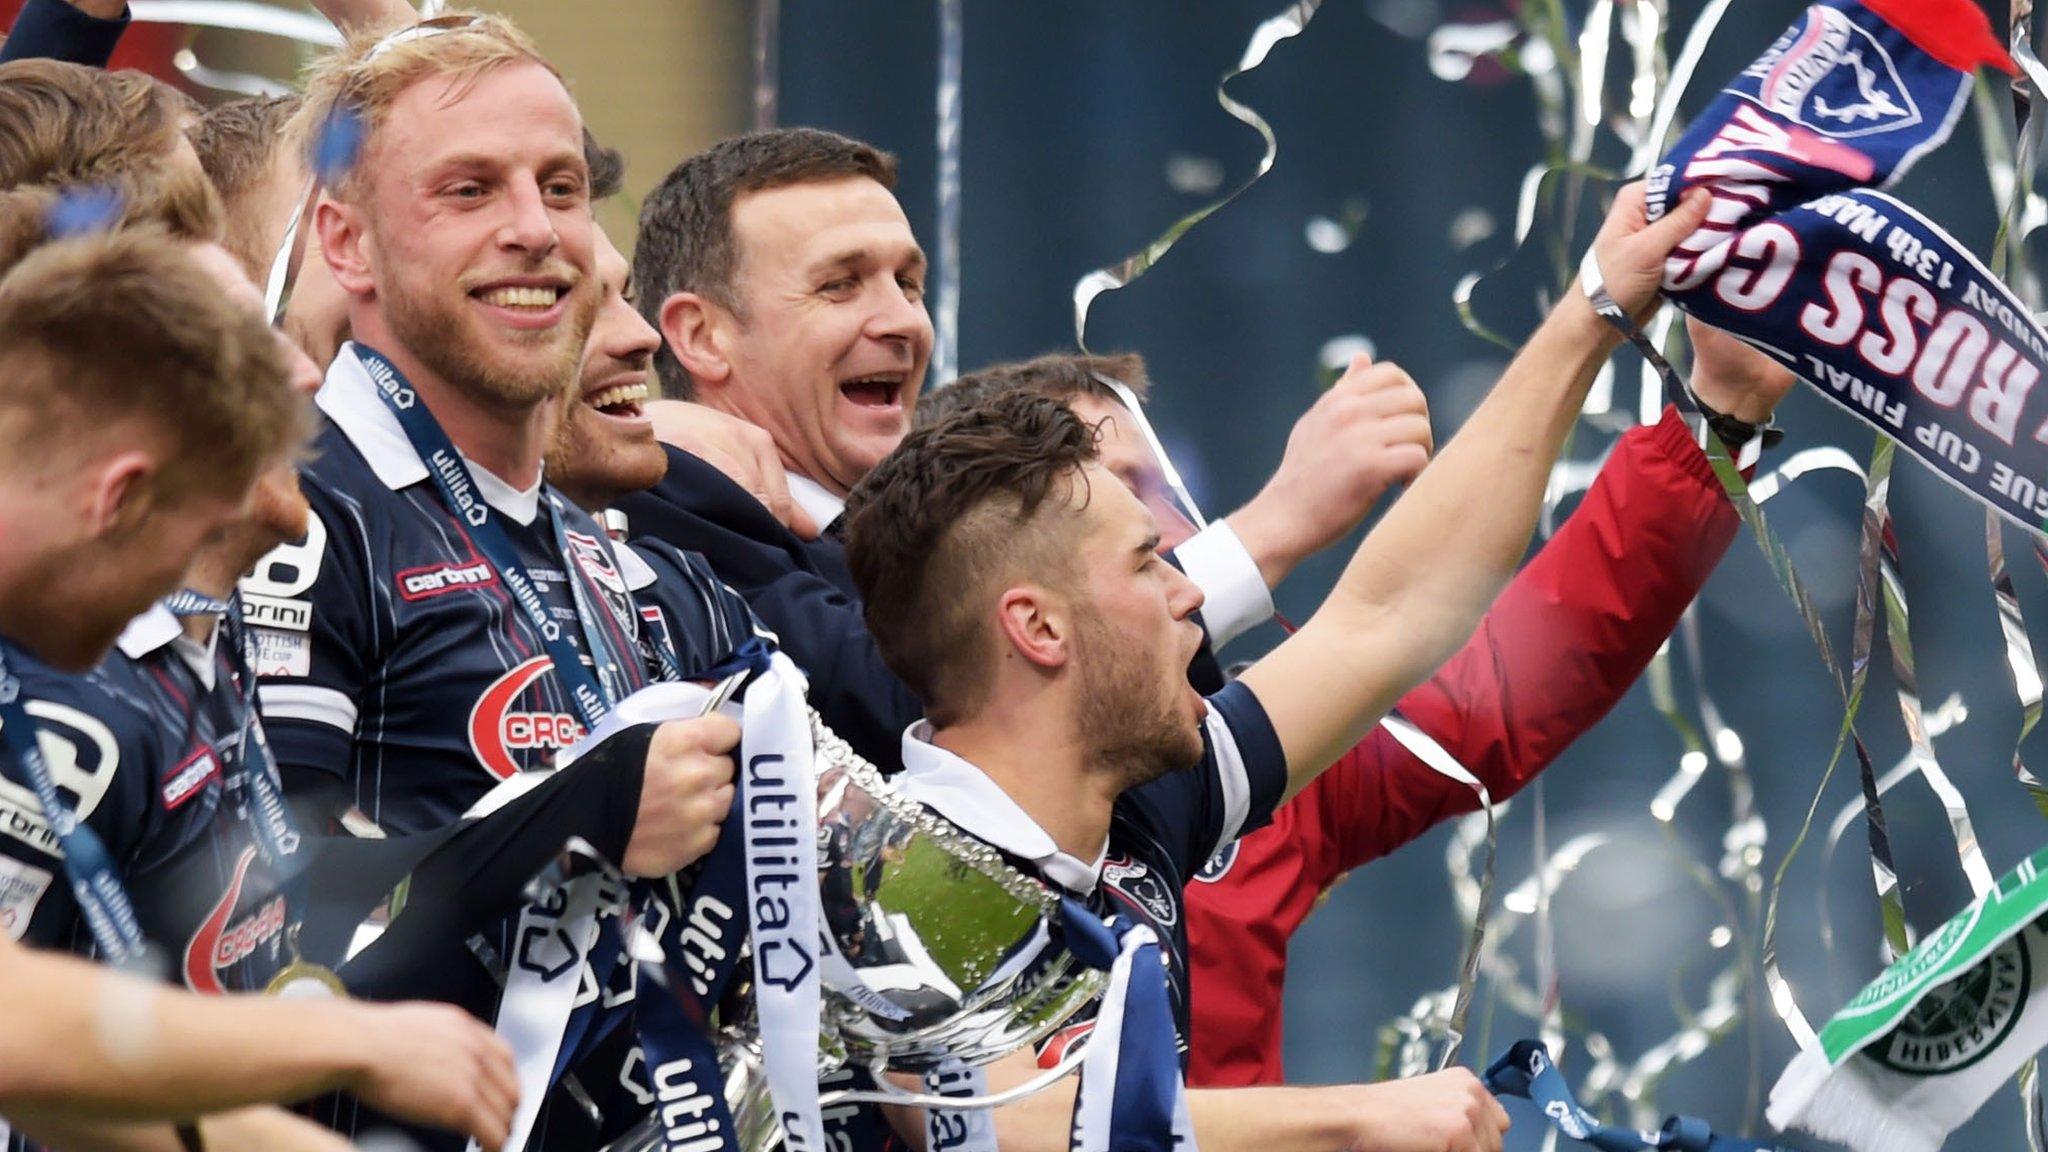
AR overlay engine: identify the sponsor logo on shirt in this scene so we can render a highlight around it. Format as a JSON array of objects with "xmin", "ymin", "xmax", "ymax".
[
  {"xmin": 468, "ymin": 656, "xmax": 586, "ymax": 779},
  {"xmin": 183, "ymin": 846, "xmax": 286, "ymax": 993},
  {"xmin": 395, "ymin": 559, "xmax": 499, "ymax": 602},
  {"xmin": 0, "ymin": 856, "xmax": 53, "ymax": 940},
  {"xmin": 248, "ymin": 627, "xmax": 311, "ymax": 679},
  {"xmin": 160, "ymin": 746, "xmax": 221, "ymax": 811},
  {"xmin": 240, "ymin": 593, "xmax": 312, "ymax": 633}
]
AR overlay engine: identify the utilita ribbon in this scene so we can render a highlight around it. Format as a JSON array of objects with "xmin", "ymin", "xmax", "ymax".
[
  {"xmin": 1769, "ymin": 850, "xmax": 2048, "ymax": 1152},
  {"xmin": 1488, "ymin": 1039, "xmax": 1799, "ymax": 1152},
  {"xmin": 1644, "ymin": 0, "xmax": 2035, "ymax": 530}
]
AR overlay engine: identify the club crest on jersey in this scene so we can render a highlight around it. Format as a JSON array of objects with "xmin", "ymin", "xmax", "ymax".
[
  {"xmin": 565, "ymin": 530, "xmax": 636, "ymax": 631},
  {"xmin": 396, "ymin": 558, "xmax": 498, "ymax": 602},
  {"xmin": 183, "ymin": 846, "xmax": 286, "ymax": 994},
  {"xmin": 1738, "ymin": 5, "xmax": 1919, "ymax": 139},
  {"xmin": 1103, "ymin": 855, "xmax": 1178, "ymax": 929},
  {"xmin": 468, "ymin": 656, "xmax": 586, "ymax": 779},
  {"xmin": 1194, "ymin": 841, "xmax": 1240, "ymax": 884},
  {"xmin": 160, "ymin": 746, "xmax": 221, "ymax": 811}
]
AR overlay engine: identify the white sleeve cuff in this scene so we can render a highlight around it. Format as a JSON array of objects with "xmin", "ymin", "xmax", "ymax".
[
  {"xmin": 258, "ymin": 684, "xmax": 358, "ymax": 732},
  {"xmin": 1175, "ymin": 520, "xmax": 1274, "ymax": 653}
]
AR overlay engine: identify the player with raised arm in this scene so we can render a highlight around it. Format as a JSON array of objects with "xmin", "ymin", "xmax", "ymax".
[{"xmin": 838, "ymin": 183, "xmax": 1711, "ymax": 1152}]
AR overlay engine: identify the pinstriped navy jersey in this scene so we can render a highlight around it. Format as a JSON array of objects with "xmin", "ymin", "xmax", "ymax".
[
  {"xmin": 0, "ymin": 609, "xmax": 301, "ymax": 996},
  {"xmin": 246, "ymin": 347, "xmax": 770, "ymax": 834}
]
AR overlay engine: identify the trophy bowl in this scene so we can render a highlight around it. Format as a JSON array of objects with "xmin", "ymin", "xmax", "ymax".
[
  {"xmin": 600, "ymin": 714, "xmax": 1106, "ymax": 1152},
  {"xmin": 809, "ymin": 714, "xmax": 1104, "ymax": 1076}
]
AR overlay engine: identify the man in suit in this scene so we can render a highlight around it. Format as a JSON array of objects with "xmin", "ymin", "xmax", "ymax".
[{"xmin": 622, "ymin": 128, "xmax": 1430, "ymax": 767}]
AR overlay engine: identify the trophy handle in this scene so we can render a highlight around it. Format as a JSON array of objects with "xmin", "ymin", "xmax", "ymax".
[{"xmin": 817, "ymin": 1040, "xmax": 1090, "ymax": 1111}]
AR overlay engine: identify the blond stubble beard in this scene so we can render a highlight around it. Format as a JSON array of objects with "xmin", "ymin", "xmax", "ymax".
[{"xmin": 380, "ymin": 263, "xmax": 597, "ymax": 410}]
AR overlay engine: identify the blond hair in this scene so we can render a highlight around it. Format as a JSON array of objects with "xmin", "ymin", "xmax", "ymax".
[
  {"xmin": 191, "ymin": 95, "xmax": 303, "ymax": 279},
  {"xmin": 0, "ymin": 230, "xmax": 305, "ymax": 503},
  {"xmin": 290, "ymin": 11, "xmax": 562, "ymax": 202}
]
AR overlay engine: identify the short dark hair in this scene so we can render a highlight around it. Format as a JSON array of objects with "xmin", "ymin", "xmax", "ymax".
[
  {"xmin": 845, "ymin": 392, "xmax": 1099, "ymax": 725},
  {"xmin": 191, "ymin": 94, "xmax": 300, "ymax": 203},
  {"xmin": 633, "ymin": 127, "xmax": 898, "ymax": 399},
  {"xmin": 585, "ymin": 128, "xmax": 625, "ymax": 201},
  {"xmin": 917, "ymin": 351, "xmax": 1152, "ymax": 429}
]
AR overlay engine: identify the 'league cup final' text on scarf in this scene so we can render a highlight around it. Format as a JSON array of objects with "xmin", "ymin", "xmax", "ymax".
[{"xmin": 1644, "ymin": 0, "xmax": 2037, "ymax": 528}]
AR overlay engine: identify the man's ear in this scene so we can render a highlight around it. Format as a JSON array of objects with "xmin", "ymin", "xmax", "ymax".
[
  {"xmin": 660, "ymin": 291, "xmax": 734, "ymax": 394},
  {"xmin": 996, "ymin": 584, "xmax": 1068, "ymax": 672},
  {"xmin": 83, "ymin": 450, "xmax": 157, "ymax": 537},
  {"xmin": 313, "ymin": 196, "xmax": 375, "ymax": 298}
]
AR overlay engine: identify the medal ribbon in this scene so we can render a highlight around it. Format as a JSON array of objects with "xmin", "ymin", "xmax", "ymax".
[
  {"xmin": 1486, "ymin": 1040, "xmax": 1798, "ymax": 1152},
  {"xmin": 0, "ymin": 638, "xmax": 147, "ymax": 963},
  {"xmin": 625, "ymin": 641, "xmax": 774, "ymax": 1152},
  {"xmin": 167, "ymin": 591, "xmax": 318, "ymax": 989},
  {"xmin": 356, "ymin": 343, "xmax": 627, "ymax": 727}
]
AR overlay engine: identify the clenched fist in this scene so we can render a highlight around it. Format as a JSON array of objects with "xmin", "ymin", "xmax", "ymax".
[
  {"xmin": 1228, "ymin": 357, "xmax": 1434, "ymax": 587},
  {"xmin": 1335, "ymin": 1067, "xmax": 1511, "ymax": 1152},
  {"xmin": 624, "ymin": 713, "xmax": 741, "ymax": 877}
]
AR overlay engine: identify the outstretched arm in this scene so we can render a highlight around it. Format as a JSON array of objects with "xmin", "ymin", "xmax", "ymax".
[
  {"xmin": 0, "ymin": 937, "xmax": 518, "ymax": 1148},
  {"xmin": 888, "ymin": 1048, "xmax": 1511, "ymax": 1152},
  {"xmin": 12, "ymin": 1107, "xmax": 353, "ymax": 1152},
  {"xmin": 1237, "ymin": 184, "xmax": 1712, "ymax": 799}
]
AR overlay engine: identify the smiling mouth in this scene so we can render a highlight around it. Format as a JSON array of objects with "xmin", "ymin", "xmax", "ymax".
[
  {"xmin": 473, "ymin": 284, "xmax": 565, "ymax": 312},
  {"xmin": 839, "ymin": 373, "xmax": 905, "ymax": 409},
  {"xmin": 585, "ymin": 379, "xmax": 650, "ymax": 419}
]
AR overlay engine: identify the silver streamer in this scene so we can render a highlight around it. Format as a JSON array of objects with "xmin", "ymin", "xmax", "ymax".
[
  {"xmin": 1989, "ymin": 1, "xmax": 2048, "ymax": 1142},
  {"xmin": 931, "ymin": 0, "xmax": 963, "ymax": 387},
  {"xmin": 753, "ymin": 0, "xmax": 780, "ymax": 131},
  {"xmin": 1069, "ymin": 2, "xmax": 1323, "ymax": 529},
  {"xmin": 1817, "ymin": 694, "xmax": 1971, "ymax": 969},
  {"xmin": 1072, "ymin": 0, "xmax": 1322, "ymax": 347}
]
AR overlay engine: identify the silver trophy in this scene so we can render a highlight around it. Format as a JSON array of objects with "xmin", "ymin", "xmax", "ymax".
[{"xmin": 604, "ymin": 712, "xmax": 1104, "ymax": 1151}]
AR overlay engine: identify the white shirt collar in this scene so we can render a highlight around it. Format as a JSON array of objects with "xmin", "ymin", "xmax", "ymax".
[
  {"xmin": 319, "ymin": 343, "xmax": 544, "ymax": 526},
  {"xmin": 786, "ymin": 473, "xmax": 847, "ymax": 532},
  {"xmin": 896, "ymin": 721, "xmax": 1103, "ymax": 895},
  {"xmin": 114, "ymin": 602, "xmax": 219, "ymax": 689},
  {"xmin": 614, "ymin": 539, "xmax": 659, "ymax": 592}
]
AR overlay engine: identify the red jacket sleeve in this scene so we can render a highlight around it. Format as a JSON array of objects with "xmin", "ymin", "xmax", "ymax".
[{"xmin": 1301, "ymin": 406, "xmax": 1742, "ymax": 885}]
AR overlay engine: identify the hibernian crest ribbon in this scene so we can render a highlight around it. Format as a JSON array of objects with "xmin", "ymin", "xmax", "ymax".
[{"xmin": 1768, "ymin": 849, "xmax": 2048, "ymax": 1152}]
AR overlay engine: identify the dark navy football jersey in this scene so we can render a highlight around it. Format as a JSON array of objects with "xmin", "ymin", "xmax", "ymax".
[
  {"xmin": 247, "ymin": 348, "xmax": 778, "ymax": 1150},
  {"xmin": 251, "ymin": 346, "xmax": 699, "ymax": 834},
  {"xmin": 894, "ymin": 680, "xmax": 1287, "ymax": 1053},
  {"xmin": 622, "ymin": 535, "xmax": 776, "ymax": 681},
  {"xmin": 0, "ymin": 607, "xmax": 304, "ymax": 996}
]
